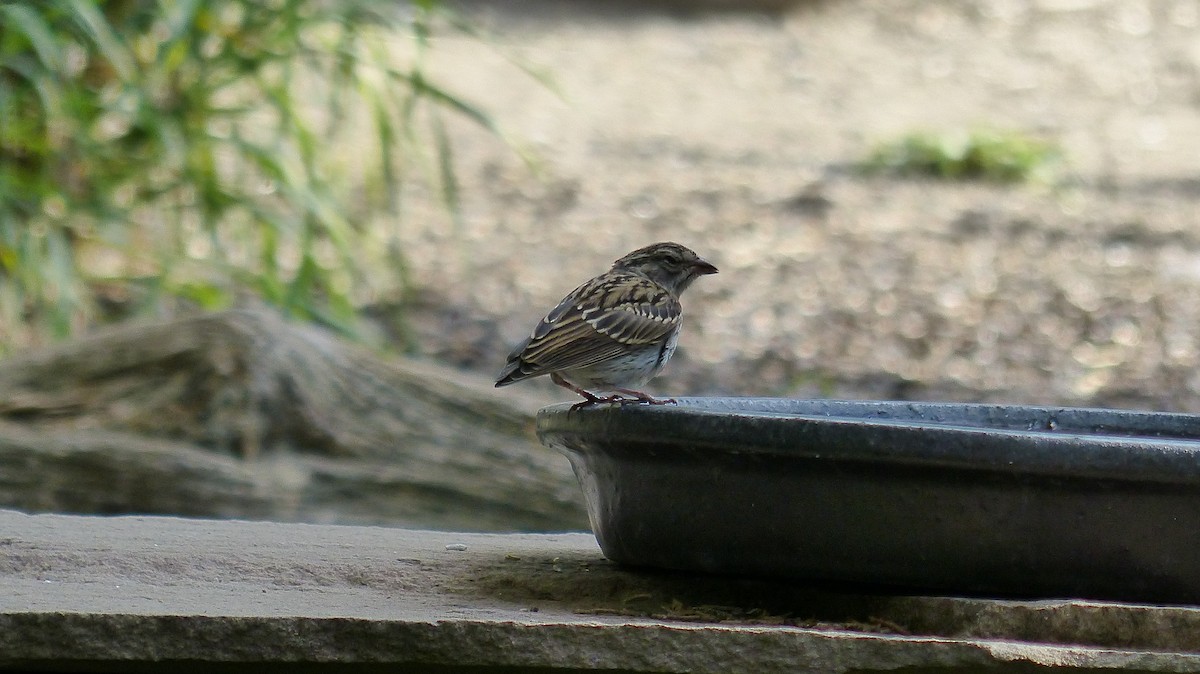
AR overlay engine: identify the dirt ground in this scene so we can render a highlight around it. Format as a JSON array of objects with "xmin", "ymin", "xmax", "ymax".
[{"xmin": 390, "ymin": 0, "xmax": 1200, "ymax": 411}]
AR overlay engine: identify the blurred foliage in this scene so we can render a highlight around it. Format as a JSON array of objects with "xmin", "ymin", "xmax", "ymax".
[
  {"xmin": 0, "ymin": 0, "xmax": 508, "ymax": 351},
  {"xmin": 864, "ymin": 129, "xmax": 1061, "ymax": 183}
]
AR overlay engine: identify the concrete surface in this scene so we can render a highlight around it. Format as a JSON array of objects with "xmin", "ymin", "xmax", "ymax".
[{"xmin": 4, "ymin": 509, "xmax": 1200, "ymax": 672}]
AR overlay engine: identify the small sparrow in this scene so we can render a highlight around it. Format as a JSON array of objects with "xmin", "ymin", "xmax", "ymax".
[{"xmin": 496, "ymin": 241, "xmax": 718, "ymax": 409}]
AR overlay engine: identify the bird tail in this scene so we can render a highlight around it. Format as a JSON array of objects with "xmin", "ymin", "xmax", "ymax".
[
  {"xmin": 495, "ymin": 360, "xmax": 536, "ymax": 387},
  {"xmin": 495, "ymin": 336, "xmax": 533, "ymax": 387},
  {"xmin": 494, "ymin": 361, "xmax": 522, "ymax": 387}
]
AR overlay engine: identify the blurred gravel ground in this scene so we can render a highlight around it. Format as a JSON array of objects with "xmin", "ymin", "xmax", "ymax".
[{"xmin": 386, "ymin": 0, "xmax": 1200, "ymax": 411}]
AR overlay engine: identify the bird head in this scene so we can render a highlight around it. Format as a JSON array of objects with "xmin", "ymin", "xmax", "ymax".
[{"xmin": 612, "ymin": 242, "xmax": 718, "ymax": 294}]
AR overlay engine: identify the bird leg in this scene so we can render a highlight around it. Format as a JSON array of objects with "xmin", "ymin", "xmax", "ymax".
[
  {"xmin": 611, "ymin": 387, "xmax": 676, "ymax": 406},
  {"xmin": 549, "ymin": 374, "xmax": 675, "ymax": 409},
  {"xmin": 552, "ymin": 373, "xmax": 623, "ymax": 410}
]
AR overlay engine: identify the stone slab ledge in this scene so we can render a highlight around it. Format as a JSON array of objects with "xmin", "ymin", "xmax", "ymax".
[{"xmin": 3, "ymin": 510, "xmax": 1200, "ymax": 673}]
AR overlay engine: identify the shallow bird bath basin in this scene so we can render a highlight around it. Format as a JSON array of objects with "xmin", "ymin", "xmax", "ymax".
[{"xmin": 537, "ymin": 398, "xmax": 1200, "ymax": 603}]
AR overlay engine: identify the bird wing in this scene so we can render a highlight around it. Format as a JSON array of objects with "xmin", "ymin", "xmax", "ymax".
[{"xmin": 499, "ymin": 272, "xmax": 682, "ymax": 382}]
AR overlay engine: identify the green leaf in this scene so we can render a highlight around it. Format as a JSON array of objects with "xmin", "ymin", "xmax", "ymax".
[
  {"xmin": 0, "ymin": 0, "xmax": 550, "ymax": 355},
  {"xmin": 159, "ymin": 0, "xmax": 204, "ymax": 41},
  {"xmin": 170, "ymin": 281, "xmax": 232, "ymax": 310},
  {"xmin": 65, "ymin": 0, "xmax": 137, "ymax": 82},
  {"xmin": 430, "ymin": 109, "xmax": 461, "ymax": 228},
  {"xmin": 0, "ymin": 4, "xmax": 65, "ymax": 71}
]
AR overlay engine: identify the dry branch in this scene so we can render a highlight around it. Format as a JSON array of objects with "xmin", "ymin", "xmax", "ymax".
[{"xmin": 0, "ymin": 310, "xmax": 586, "ymax": 531}]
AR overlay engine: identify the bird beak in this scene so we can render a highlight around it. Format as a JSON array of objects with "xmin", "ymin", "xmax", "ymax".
[{"xmin": 692, "ymin": 257, "xmax": 719, "ymax": 275}]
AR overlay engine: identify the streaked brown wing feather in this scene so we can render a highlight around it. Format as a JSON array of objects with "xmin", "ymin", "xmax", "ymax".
[
  {"xmin": 519, "ymin": 319, "xmax": 630, "ymax": 373},
  {"xmin": 506, "ymin": 272, "xmax": 680, "ymax": 378},
  {"xmin": 586, "ymin": 301, "xmax": 678, "ymax": 343}
]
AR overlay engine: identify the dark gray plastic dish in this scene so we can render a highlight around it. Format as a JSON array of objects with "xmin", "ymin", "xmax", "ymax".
[{"xmin": 537, "ymin": 397, "xmax": 1200, "ymax": 603}]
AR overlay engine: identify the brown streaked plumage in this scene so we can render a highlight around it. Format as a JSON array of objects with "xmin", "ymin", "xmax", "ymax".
[{"xmin": 496, "ymin": 242, "xmax": 717, "ymax": 409}]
